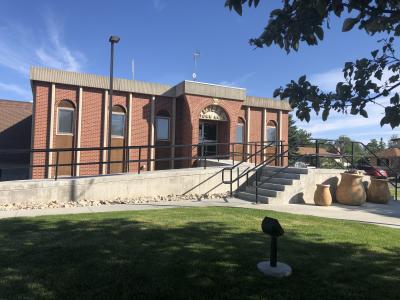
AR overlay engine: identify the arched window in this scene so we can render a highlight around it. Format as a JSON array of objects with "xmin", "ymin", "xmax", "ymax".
[
  {"xmin": 111, "ymin": 105, "xmax": 126, "ymax": 138},
  {"xmin": 266, "ymin": 120, "xmax": 278, "ymax": 142},
  {"xmin": 236, "ymin": 118, "xmax": 245, "ymax": 143},
  {"xmin": 156, "ymin": 110, "xmax": 170, "ymax": 141},
  {"xmin": 57, "ymin": 100, "xmax": 75, "ymax": 135}
]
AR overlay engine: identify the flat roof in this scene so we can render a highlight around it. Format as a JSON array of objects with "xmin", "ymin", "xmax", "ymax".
[{"xmin": 30, "ymin": 66, "xmax": 291, "ymax": 111}]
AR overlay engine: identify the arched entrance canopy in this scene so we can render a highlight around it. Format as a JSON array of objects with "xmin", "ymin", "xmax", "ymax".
[
  {"xmin": 198, "ymin": 105, "xmax": 229, "ymax": 157},
  {"xmin": 199, "ymin": 105, "xmax": 228, "ymax": 122}
]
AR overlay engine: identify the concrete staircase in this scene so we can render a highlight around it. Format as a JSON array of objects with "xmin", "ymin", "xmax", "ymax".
[{"xmin": 236, "ymin": 166, "xmax": 309, "ymax": 204}]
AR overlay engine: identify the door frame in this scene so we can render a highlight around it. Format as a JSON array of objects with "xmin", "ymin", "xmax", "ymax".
[{"xmin": 198, "ymin": 120, "xmax": 219, "ymax": 157}]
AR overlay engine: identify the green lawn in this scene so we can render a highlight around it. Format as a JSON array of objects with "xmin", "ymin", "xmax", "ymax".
[{"xmin": 0, "ymin": 208, "xmax": 399, "ymax": 299}]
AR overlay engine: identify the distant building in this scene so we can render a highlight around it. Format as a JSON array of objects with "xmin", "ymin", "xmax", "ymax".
[
  {"xmin": 0, "ymin": 99, "xmax": 32, "ymax": 180},
  {"xmin": 296, "ymin": 146, "xmax": 344, "ymax": 166},
  {"xmin": 372, "ymin": 147, "xmax": 400, "ymax": 175}
]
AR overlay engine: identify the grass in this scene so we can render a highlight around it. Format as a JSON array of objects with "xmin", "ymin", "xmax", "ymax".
[
  {"xmin": 0, "ymin": 207, "xmax": 399, "ymax": 299},
  {"xmin": 390, "ymin": 187, "xmax": 399, "ymax": 198}
]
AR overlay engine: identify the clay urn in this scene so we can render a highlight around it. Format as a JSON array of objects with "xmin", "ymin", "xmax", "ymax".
[
  {"xmin": 336, "ymin": 172, "xmax": 366, "ymax": 206},
  {"xmin": 314, "ymin": 184, "xmax": 332, "ymax": 206},
  {"xmin": 367, "ymin": 177, "xmax": 391, "ymax": 204}
]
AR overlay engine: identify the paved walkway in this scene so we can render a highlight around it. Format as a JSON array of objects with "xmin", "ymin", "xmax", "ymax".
[{"xmin": 1, "ymin": 198, "xmax": 399, "ymax": 228}]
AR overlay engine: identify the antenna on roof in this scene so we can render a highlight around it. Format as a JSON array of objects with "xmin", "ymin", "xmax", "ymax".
[
  {"xmin": 192, "ymin": 50, "xmax": 200, "ymax": 81},
  {"xmin": 132, "ymin": 59, "xmax": 135, "ymax": 80}
]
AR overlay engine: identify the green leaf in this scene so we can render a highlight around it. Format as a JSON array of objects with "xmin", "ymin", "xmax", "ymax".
[
  {"xmin": 350, "ymin": 107, "xmax": 358, "ymax": 115},
  {"xmin": 293, "ymin": 41, "xmax": 299, "ymax": 51},
  {"xmin": 299, "ymin": 75, "xmax": 306, "ymax": 84},
  {"xmin": 322, "ymin": 108, "xmax": 329, "ymax": 121},
  {"xmin": 273, "ymin": 88, "xmax": 281, "ymax": 98},
  {"xmin": 395, "ymin": 24, "xmax": 400, "ymax": 36},
  {"xmin": 380, "ymin": 116, "xmax": 388, "ymax": 126},
  {"xmin": 360, "ymin": 109, "xmax": 368, "ymax": 118},
  {"xmin": 342, "ymin": 18, "xmax": 359, "ymax": 32},
  {"xmin": 390, "ymin": 93, "xmax": 400, "ymax": 105},
  {"xmin": 371, "ymin": 50, "xmax": 378, "ymax": 58},
  {"xmin": 315, "ymin": 26, "xmax": 324, "ymax": 40},
  {"xmin": 231, "ymin": 1, "xmax": 242, "ymax": 16},
  {"xmin": 332, "ymin": 0, "xmax": 344, "ymax": 17}
]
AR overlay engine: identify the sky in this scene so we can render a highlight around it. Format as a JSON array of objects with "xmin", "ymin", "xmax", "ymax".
[{"xmin": 0, "ymin": 0, "xmax": 399, "ymax": 143}]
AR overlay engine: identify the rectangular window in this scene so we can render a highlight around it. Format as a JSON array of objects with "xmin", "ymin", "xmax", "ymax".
[
  {"xmin": 266, "ymin": 126, "xmax": 277, "ymax": 142},
  {"xmin": 236, "ymin": 124, "xmax": 244, "ymax": 143},
  {"xmin": 111, "ymin": 113, "xmax": 125, "ymax": 137},
  {"xmin": 57, "ymin": 109, "xmax": 74, "ymax": 134},
  {"xmin": 377, "ymin": 158, "xmax": 389, "ymax": 167},
  {"xmin": 156, "ymin": 117, "xmax": 170, "ymax": 141}
]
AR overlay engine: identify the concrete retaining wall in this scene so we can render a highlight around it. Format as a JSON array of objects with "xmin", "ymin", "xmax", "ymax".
[
  {"xmin": 286, "ymin": 168, "xmax": 371, "ymax": 204},
  {"xmin": 0, "ymin": 166, "xmax": 249, "ymax": 205}
]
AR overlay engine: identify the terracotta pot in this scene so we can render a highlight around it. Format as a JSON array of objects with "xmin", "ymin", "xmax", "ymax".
[
  {"xmin": 314, "ymin": 184, "xmax": 332, "ymax": 206},
  {"xmin": 367, "ymin": 177, "xmax": 391, "ymax": 204},
  {"xmin": 336, "ymin": 173, "xmax": 366, "ymax": 206}
]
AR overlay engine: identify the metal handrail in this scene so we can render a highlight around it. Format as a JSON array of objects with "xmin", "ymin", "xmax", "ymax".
[
  {"xmin": 0, "ymin": 141, "xmax": 264, "ymax": 181},
  {"xmin": 351, "ymin": 141, "xmax": 398, "ymax": 200},
  {"xmin": 222, "ymin": 141, "xmax": 283, "ymax": 197}
]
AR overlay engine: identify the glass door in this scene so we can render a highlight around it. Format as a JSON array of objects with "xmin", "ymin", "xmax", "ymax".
[{"xmin": 199, "ymin": 121, "xmax": 218, "ymax": 157}]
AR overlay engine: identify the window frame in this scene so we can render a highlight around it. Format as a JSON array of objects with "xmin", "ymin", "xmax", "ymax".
[
  {"xmin": 236, "ymin": 122, "xmax": 245, "ymax": 144},
  {"xmin": 111, "ymin": 111, "xmax": 126, "ymax": 139},
  {"xmin": 156, "ymin": 116, "xmax": 170, "ymax": 141},
  {"xmin": 265, "ymin": 121, "xmax": 278, "ymax": 142},
  {"xmin": 56, "ymin": 107, "xmax": 75, "ymax": 136}
]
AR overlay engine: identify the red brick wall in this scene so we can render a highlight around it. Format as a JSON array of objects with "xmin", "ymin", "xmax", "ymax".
[
  {"xmin": 79, "ymin": 88, "xmax": 104, "ymax": 176},
  {"xmin": 249, "ymin": 108, "xmax": 263, "ymax": 143},
  {"xmin": 183, "ymin": 95, "xmax": 243, "ymax": 166},
  {"xmin": 281, "ymin": 111, "xmax": 289, "ymax": 165},
  {"xmin": 31, "ymin": 80, "xmax": 289, "ymax": 177},
  {"xmin": 155, "ymin": 96, "xmax": 173, "ymax": 170},
  {"xmin": 52, "ymin": 85, "xmax": 78, "ymax": 175},
  {"xmin": 31, "ymin": 82, "xmax": 51, "ymax": 179},
  {"xmin": 175, "ymin": 96, "xmax": 193, "ymax": 168},
  {"xmin": 129, "ymin": 94, "xmax": 151, "ymax": 172}
]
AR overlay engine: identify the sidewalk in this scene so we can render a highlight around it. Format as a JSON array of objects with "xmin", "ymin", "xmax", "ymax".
[{"xmin": 0, "ymin": 198, "xmax": 399, "ymax": 228}]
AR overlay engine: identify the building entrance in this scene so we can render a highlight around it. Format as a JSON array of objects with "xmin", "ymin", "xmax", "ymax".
[{"xmin": 198, "ymin": 121, "xmax": 218, "ymax": 157}]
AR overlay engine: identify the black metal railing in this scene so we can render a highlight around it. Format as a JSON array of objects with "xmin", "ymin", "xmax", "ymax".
[
  {"xmin": 222, "ymin": 141, "xmax": 283, "ymax": 198},
  {"xmin": 221, "ymin": 138, "xmax": 399, "ymax": 203},
  {"xmin": 351, "ymin": 141, "xmax": 399, "ymax": 201},
  {"xmin": 0, "ymin": 141, "xmax": 264, "ymax": 181}
]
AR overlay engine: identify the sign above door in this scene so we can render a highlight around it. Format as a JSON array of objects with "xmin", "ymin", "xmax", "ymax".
[{"xmin": 199, "ymin": 105, "xmax": 227, "ymax": 122}]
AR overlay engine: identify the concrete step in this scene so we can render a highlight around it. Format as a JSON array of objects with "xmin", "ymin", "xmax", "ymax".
[
  {"xmin": 245, "ymin": 186, "xmax": 278, "ymax": 197},
  {"xmin": 263, "ymin": 166, "xmax": 308, "ymax": 175},
  {"xmin": 260, "ymin": 176, "xmax": 293, "ymax": 185},
  {"xmin": 236, "ymin": 191, "xmax": 269, "ymax": 204},
  {"xmin": 262, "ymin": 170, "xmax": 301, "ymax": 180},
  {"xmin": 253, "ymin": 182, "xmax": 285, "ymax": 191}
]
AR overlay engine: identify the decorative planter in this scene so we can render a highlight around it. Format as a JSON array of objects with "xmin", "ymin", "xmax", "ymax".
[
  {"xmin": 367, "ymin": 177, "xmax": 391, "ymax": 204},
  {"xmin": 313, "ymin": 184, "xmax": 332, "ymax": 206},
  {"xmin": 336, "ymin": 173, "xmax": 366, "ymax": 206}
]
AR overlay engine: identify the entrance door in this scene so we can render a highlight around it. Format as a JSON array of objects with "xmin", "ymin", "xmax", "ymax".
[{"xmin": 198, "ymin": 121, "xmax": 218, "ymax": 157}]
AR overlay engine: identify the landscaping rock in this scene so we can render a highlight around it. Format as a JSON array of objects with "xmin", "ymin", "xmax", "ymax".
[{"xmin": 0, "ymin": 193, "xmax": 230, "ymax": 211}]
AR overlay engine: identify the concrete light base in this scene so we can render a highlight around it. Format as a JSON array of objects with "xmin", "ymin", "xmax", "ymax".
[{"xmin": 257, "ymin": 261, "xmax": 292, "ymax": 278}]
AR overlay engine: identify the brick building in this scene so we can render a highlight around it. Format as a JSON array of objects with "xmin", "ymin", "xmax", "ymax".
[
  {"xmin": 0, "ymin": 99, "xmax": 32, "ymax": 180},
  {"xmin": 29, "ymin": 67, "xmax": 290, "ymax": 179}
]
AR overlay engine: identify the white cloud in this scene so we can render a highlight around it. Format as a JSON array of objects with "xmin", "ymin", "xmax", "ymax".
[
  {"xmin": 0, "ymin": 82, "xmax": 31, "ymax": 99},
  {"xmin": 0, "ymin": 13, "xmax": 86, "ymax": 76},
  {"xmin": 219, "ymin": 72, "xmax": 255, "ymax": 87},
  {"xmin": 152, "ymin": 0, "xmax": 166, "ymax": 11},
  {"xmin": 309, "ymin": 68, "xmax": 343, "ymax": 91},
  {"xmin": 298, "ymin": 67, "xmax": 400, "ymax": 137}
]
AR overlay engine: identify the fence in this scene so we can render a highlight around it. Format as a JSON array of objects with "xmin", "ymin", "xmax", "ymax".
[{"xmin": 0, "ymin": 141, "xmax": 283, "ymax": 181}]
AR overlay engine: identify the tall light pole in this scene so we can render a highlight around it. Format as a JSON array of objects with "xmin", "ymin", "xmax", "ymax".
[{"xmin": 108, "ymin": 35, "xmax": 120, "ymax": 172}]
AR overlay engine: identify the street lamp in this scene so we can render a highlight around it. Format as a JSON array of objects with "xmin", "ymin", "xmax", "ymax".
[{"xmin": 108, "ymin": 35, "xmax": 120, "ymax": 173}]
